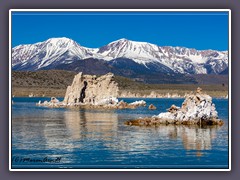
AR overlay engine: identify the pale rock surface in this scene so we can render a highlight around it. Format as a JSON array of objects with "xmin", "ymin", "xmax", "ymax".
[
  {"xmin": 156, "ymin": 88, "xmax": 218, "ymax": 121},
  {"xmin": 63, "ymin": 72, "xmax": 119, "ymax": 105},
  {"xmin": 128, "ymin": 100, "xmax": 146, "ymax": 106},
  {"xmin": 50, "ymin": 97, "xmax": 60, "ymax": 103},
  {"xmin": 125, "ymin": 88, "xmax": 223, "ymax": 126},
  {"xmin": 148, "ymin": 104, "xmax": 157, "ymax": 110}
]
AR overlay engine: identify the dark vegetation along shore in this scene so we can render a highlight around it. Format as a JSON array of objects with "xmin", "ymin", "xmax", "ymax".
[{"xmin": 12, "ymin": 70, "xmax": 228, "ymax": 98}]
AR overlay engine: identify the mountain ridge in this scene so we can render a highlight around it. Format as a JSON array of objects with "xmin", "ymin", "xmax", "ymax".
[{"xmin": 12, "ymin": 37, "xmax": 229, "ymax": 78}]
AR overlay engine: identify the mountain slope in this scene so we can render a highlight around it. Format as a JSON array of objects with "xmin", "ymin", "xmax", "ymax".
[
  {"xmin": 12, "ymin": 37, "xmax": 99, "ymax": 71},
  {"xmin": 12, "ymin": 37, "xmax": 228, "ymax": 75}
]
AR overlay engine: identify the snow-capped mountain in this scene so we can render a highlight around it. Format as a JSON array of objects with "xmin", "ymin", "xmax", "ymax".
[
  {"xmin": 12, "ymin": 37, "xmax": 228, "ymax": 75},
  {"xmin": 96, "ymin": 38, "xmax": 228, "ymax": 74},
  {"xmin": 12, "ymin": 37, "xmax": 99, "ymax": 70}
]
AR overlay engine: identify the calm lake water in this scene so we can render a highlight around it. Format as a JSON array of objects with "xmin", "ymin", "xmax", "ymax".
[{"xmin": 11, "ymin": 97, "xmax": 229, "ymax": 169}]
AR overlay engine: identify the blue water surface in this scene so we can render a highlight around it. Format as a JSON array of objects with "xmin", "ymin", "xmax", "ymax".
[{"xmin": 11, "ymin": 97, "xmax": 229, "ymax": 169}]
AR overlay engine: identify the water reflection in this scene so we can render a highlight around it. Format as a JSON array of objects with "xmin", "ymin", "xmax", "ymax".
[
  {"xmin": 104, "ymin": 124, "xmax": 221, "ymax": 158},
  {"xmin": 13, "ymin": 108, "xmax": 222, "ymax": 158},
  {"xmin": 156, "ymin": 125, "xmax": 220, "ymax": 152},
  {"xmin": 12, "ymin": 98, "xmax": 228, "ymax": 167},
  {"xmin": 180, "ymin": 126, "xmax": 215, "ymax": 151},
  {"xmin": 63, "ymin": 109, "xmax": 118, "ymax": 140},
  {"xmin": 153, "ymin": 125, "xmax": 218, "ymax": 150},
  {"xmin": 153, "ymin": 125, "xmax": 220, "ymax": 157}
]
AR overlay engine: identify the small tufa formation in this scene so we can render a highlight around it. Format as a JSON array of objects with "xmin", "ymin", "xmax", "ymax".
[
  {"xmin": 125, "ymin": 88, "xmax": 224, "ymax": 126},
  {"xmin": 167, "ymin": 105, "xmax": 179, "ymax": 113},
  {"xmin": 50, "ymin": 97, "xmax": 59, "ymax": 103},
  {"xmin": 117, "ymin": 100, "xmax": 146, "ymax": 109},
  {"xmin": 149, "ymin": 104, "xmax": 157, "ymax": 110},
  {"xmin": 37, "ymin": 97, "xmax": 62, "ymax": 108}
]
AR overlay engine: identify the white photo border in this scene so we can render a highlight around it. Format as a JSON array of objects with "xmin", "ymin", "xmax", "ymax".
[{"xmin": 9, "ymin": 9, "xmax": 231, "ymax": 171}]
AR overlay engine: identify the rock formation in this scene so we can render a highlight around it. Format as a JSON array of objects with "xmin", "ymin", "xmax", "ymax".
[
  {"xmin": 50, "ymin": 97, "xmax": 60, "ymax": 103},
  {"xmin": 63, "ymin": 72, "xmax": 119, "ymax": 105},
  {"xmin": 37, "ymin": 72, "xmax": 146, "ymax": 109},
  {"xmin": 116, "ymin": 100, "xmax": 146, "ymax": 109},
  {"xmin": 149, "ymin": 104, "xmax": 157, "ymax": 110},
  {"xmin": 125, "ymin": 88, "xmax": 224, "ymax": 126}
]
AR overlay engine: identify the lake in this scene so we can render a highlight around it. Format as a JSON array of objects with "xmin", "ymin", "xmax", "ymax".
[{"xmin": 11, "ymin": 97, "xmax": 229, "ymax": 169}]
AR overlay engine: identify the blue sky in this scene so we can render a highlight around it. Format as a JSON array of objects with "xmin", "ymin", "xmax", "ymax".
[{"xmin": 12, "ymin": 11, "xmax": 229, "ymax": 50}]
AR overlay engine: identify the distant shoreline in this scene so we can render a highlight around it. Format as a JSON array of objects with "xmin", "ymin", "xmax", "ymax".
[
  {"xmin": 12, "ymin": 89, "xmax": 228, "ymax": 99},
  {"xmin": 12, "ymin": 70, "xmax": 229, "ymax": 99},
  {"xmin": 12, "ymin": 83, "xmax": 228, "ymax": 98},
  {"xmin": 12, "ymin": 96, "xmax": 228, "ymax": 99}
]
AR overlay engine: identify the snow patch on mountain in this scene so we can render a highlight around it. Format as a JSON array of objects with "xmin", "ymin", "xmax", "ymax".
[{"xmin": 12, "ymin": 37, "xmax": 228, "ymax": 74}]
